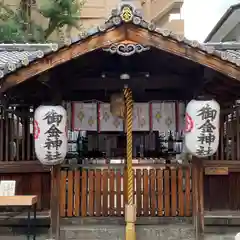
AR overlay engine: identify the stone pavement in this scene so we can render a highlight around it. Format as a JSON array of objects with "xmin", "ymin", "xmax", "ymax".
[
  {"xmin": 0, "ymin": 235, "xmax": 47, "ymax": 240},
  {"xmin": 0, "ymin": 226, "xmax": 48, "ymax": 240},
  {"xmin": 0, "ymin": 233, "xmax": 237, "ymax": 240},
  {"xmin": 61, "ymin": 224, "xmax": 238, "ymax": 240},
  {"xmin": 0, "ymin": 226, "xmax": 238, "ymax": 240}
]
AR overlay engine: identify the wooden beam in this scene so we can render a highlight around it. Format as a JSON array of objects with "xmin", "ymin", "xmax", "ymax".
[
  {"xmin": 60, "ymin": 75, "xmax": 192, "ymax": 90},
  {"xmin": 3, "ymin": 23, "xmax": 238, "ymax": 96},
  {"xmin": 192, "ymin": 162, "xmax": 198, "ymax": 236},
  {"xmin": 62, "ymin": 89, "xmax": 192, "ymax": 102},
  {"xmin": 192, "ymin": 157, "xmax": 204, "ymax": 239},
  {"xmin": 126, "ymin": 26, "xmax": 240, "ymax": 82},
  {"xmin": 49, "ymin": 165, "xmax": 61, "ymax": 240},
  {"xmin": 215, "ymin": 78, "xmax": 240, "ymax": 97},
  {"xmin": 8, "ymin": 88, "xmax": 193, "ymax": 104},
  {"xmin": 198, "ymin": 161, "xmax": 204, "ymax": 238},
  {"xmin": 0, "ymin": 161, "xmax": 50, "ymax": 173},
  {"xmin": 203, "ymin": 160, "xmax": 240, "ymax": 172},
  {"xmin": 0, "ymin": 27, "xmax": 126, "ymax": 93}
]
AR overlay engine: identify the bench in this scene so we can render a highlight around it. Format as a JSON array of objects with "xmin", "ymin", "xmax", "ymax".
[{"xmin": 0, "ymin": 195, "xmax": 37, "ymax": 240}]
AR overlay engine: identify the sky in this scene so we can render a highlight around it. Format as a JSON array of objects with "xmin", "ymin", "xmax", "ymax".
[{"xmin": 183, "ymin": 0, "xmax": 240, "ymax": 42}]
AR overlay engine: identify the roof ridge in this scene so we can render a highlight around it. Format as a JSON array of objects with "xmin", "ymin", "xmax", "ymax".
[{"xmin": 0, "ymin": 43, "xmax": 59, "ymax": 52}]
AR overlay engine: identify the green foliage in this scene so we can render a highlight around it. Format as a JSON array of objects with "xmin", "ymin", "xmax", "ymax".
[{"xmin": 0, "ymin": 0, "xmax": 85, "ymax": 43}]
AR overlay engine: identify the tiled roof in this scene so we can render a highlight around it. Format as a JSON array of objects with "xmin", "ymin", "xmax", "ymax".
[
  {"xmin": 0, "ymin": 44, "xmax": 58, "ymax": 78},
  {"xmin": 0, "ymin": 4, "xmax": 240, "ymax": 79}
]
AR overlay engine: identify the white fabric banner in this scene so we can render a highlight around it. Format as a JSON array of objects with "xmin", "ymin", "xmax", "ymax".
[
  {"xmin": 72, "ymin": 102, "xmax": 97, "ymax": 131},
  {"xmin": 99, "ymin": 103, "xmax": 123, "ymax": 131},
  {"xmin": 133, "ymin": 103, "xmax": 150, "ymax": 131},
  {"xmin": 178, "ymin": 102, "xmax": 186, "ymax": 132},
  {"xmin": 152, "ymin": 102, "xmax": 176, "ymax": 132}
]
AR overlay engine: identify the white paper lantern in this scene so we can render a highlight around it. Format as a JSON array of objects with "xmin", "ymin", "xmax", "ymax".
[
  {"xmin": 235, "ymin": 232, "xmax": 240, "ymax": 240},
  {"xmin": 185, "ymin": 99, "xmax": 220, "ymax": 158},
  {"xmin": 34, "ymin": 105, "xmax": 68, "ymax": 165}
]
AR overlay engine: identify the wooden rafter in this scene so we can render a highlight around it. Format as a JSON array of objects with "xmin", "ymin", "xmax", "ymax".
[
  {"xmin": 126, "ymin": 26, "xmax": 240, "ymax": 82},
  {"xmin": 0, "ymin": 27, "xmax": 126, "ymax": 93},
  {"xmin": 1, "ymin": 23, "xmax": 240, "ymax": 93},
  {"xmin": 58, "ymin": 74, "xmax": 192, "ymax": 90}
]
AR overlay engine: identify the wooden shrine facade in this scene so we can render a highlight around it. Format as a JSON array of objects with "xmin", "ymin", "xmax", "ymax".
[{"xmin": 0, "ymin": 4, "xmax": 240, "ymax": 218}]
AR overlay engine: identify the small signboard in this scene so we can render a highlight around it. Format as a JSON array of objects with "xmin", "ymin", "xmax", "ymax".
[
  {"xmin": 0, "ymin": 180, "xmax": 16, "ymax": 196},
  {"xmin": 205, "ymin": 167, "xmax": 229, "ymax": 175}
]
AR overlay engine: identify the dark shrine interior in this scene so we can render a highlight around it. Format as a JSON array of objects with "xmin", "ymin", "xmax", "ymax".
[{"xmin": 3, "ymin": 45, "xmax": 240, "ymax": 162}]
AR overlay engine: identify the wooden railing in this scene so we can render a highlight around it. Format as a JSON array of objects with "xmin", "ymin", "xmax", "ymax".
[
  {"xmin": 0, "ymin": 107, "xmax": 35, "ymax": 162},
  {"xmin": 211, "ymin": 107, "xmax": 240, "ymax": 161},
  {"xmin": 59, "ymin": 166, "xmax": 192, "ymax": 217},
  {"xmin": 1, "ymin": 105, "xmax": 240, "ymax": 213}
]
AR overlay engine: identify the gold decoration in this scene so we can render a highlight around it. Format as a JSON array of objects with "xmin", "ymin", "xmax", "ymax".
[
  {"xmin": 155, "ymin": 112, "xmax": 161, "ymax": 122},
  {"xmin": 120, "ymin": 6, "xmax": 133, "ymax": 23},
  {"xmin": 77, "ymin": 111, "xmax": 84, "ymax": 122},
  {"xmin": 88, "ymin": 116, "xmax": 94, "ymax": 126},
  {"xmin": 113, "ymin": 117, "xmax": 120, "ymax": 128}
]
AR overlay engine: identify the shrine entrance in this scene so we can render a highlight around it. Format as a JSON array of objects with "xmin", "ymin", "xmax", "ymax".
[{"xmin": 1, "ymin": 4, "xmax": 240, "ymax": 236}]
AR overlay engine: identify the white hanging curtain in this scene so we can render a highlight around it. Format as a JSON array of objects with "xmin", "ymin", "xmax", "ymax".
[
  {"xmin": 99, "ymin": 103, "xmax": 123, "ymax": 131},
  {"xmin": 177, "ymin": 102, "xmax": 186, "ymax": 132},
  {"xmin": 152, "ymin": 102, "xmax": 176, "ymax": 132},
  {"xmin": 72, "ymin": 102, "xmax": 97, "ymax": 131},
  {"xmin": 132, "ymin": 103, "xmax": 150, "ymax": 131}
]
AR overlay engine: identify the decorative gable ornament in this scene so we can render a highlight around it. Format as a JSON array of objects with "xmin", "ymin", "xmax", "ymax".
[
  {"xmin": 102, "ymin": 42, "xmax": 150, "ymax": 56},
  {"xmin": 185, "ymin": 100, "xmax": 220, "ymax": 158},
  {"xmin": 34, "ymin": 105, "xmax": 68, "ymax": 165},
  {"xmin": 120, "ymin": 6, "xmax": 133, "ymax": 22}
]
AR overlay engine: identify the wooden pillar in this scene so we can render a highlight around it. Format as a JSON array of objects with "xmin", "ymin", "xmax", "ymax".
[
  {"xmin": 192, "ymin": 157, "xmax": 204, "ymax": 240},
  {"xmin": 192, "ymin": 161, "xmax": 198, "ymax": 234},
  {"xmin": 198, "ymin": 162, "xmax": 204, "ymax": 236},
  {"xmin": 49, "ymin": 165, "xmax": 61, "ymax": 240}
]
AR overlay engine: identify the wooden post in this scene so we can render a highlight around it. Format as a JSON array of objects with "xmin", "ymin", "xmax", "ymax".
[
  {"xmin": 198, "ymin": 161, "xmax": 204, "ymax": 237},
  {"xmin": 192, "ymin": 157, "xmax": 204, "ymax": 240},
  {"xmin": 192, "ymin": 161, "xmax": 199, "ymax": 236},
  {"xmin": 49, "ymin": 165, "xmax": 61, "ymax": 240}
]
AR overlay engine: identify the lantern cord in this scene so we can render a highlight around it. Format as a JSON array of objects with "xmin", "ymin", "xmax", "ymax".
[{"xmin": 123, "ymin": 87, "xmax": 136, "ymax": 240}]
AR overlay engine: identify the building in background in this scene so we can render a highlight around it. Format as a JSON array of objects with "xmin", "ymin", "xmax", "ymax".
[
  {"xmin": 205, "ymin": 3, "xmax": 240, "ymax": 43},
  {"xmin": 142, "ymin": 0, "xmax": 184, "ymax": 33},
  {"xmin": 5, "ymin": 0, "xmax": 184, "ymax": 41}
]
